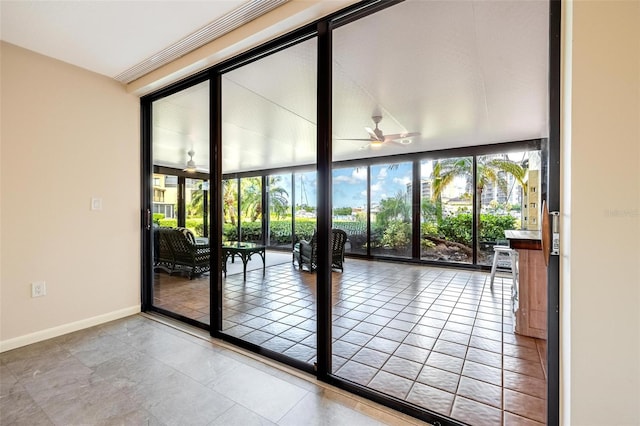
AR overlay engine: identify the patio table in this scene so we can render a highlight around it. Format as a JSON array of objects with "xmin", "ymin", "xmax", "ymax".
[{"xmin": 222, "ymin": 241, "xmax": 266, "ymax": 281}]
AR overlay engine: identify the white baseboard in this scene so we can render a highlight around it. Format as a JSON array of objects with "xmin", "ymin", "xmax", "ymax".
[{"xmin": 0, "ymin": 305, "xmax": 141, "ymax": 353}]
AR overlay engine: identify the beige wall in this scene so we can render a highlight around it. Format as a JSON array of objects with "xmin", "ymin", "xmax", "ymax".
[
  {"xmin": 563, "ymin": 1, "xmax": 640, "ymax": 424},
  {"xmin": 0, "ymin": 42, "xmax": 141, "ymax": 349}
]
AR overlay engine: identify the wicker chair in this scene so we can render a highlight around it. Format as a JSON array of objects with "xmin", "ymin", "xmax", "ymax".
[
  {"xmin": 154, "ymin": 227, "xmax": 210, "ymax": 279},
  {"xmin": 294, "ymin": 229, "xmax": 347, "ymax": 273}
]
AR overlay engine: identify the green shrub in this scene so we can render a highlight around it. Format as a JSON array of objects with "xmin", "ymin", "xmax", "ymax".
[
  {"xmin": 380, "ymin": 221, "xmax": 411, "ymax": 249},
  {"xmin": 439, "ymin": 214, "xmax": 472, "ymax": 245},
  {"xmin": 438, "ymin": 213, "xmax": 517, "ymax": 245},
  {"xmin": 420, "ymin": 222, "xmax": 438, "ymax": 237},
  {"xmin": 156, "ymin": 218, "xmax": 203, "ymax": 236},
  {"xmin": 269, "ymin": 221, "xmax": 293, "ymax": 244},
  {"xmin": 421, "ymin": 239, "xmax": 435, "ymax": 249},
  {"xmin": 292, "ymin": 220, "xmax": 316, "ymax": 241},
  {"xmin": 223, "ymin": 223, "xmax": 237, "ymax": 241},
  {"xmin": 220, "ymin": 219, "xmax": 317, "ymax": 243},
  {"xmin": 158, "ymin": 218, "xmax": 177, "ymax": 228},
  {"xmin": 239, "ymin": 221, "xmax": 262, "ymax": 241},
  {"xmin": 480, "ymin": 214, "xmax": 517, "ymax": 242},
  {"xmin": 152, "ymin": 213, "xmax": 165, "ymax": 224}
]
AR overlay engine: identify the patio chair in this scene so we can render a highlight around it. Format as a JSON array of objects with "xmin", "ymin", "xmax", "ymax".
[
  {"xmin": 294, "ymin": 229, "xmax": 347, "ymax": 273},
  {"xmin": 154, "ymin": 227, "xmax": 210, "ymax": 279}
]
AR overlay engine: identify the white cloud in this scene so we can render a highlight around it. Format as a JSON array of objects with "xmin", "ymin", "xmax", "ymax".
[
  {"xmin": 420, "ymin": 161, "xmax": 433, "ymax": 177},
  {"xmin": 352, "ymin": 168, "xmax": 367, "ymax": 181},
  {"xmin": 377, "ymin": 168, "xmax": 388, "ymax": 180},
  {"xmin": 393, "ymin": 176, "xmax": 411, "ymax": 186},
  {"xmin": 334, "ymin": 175, "xmax": 352, "ymax": 183}
]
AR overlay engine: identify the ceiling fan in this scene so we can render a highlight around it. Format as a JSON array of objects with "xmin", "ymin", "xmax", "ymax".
[
  {"xmin": 339, "ymin": 115, "xmax": 420, "ymax": 149},
  {"xmin": 183, "ymin": 149, "xmax": 197, "ymax": 172}
]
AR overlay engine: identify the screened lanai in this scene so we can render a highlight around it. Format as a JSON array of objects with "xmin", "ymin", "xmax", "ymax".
[{"xmin": 143, "ymin": 1, "xmax": 551, "ymax": 425}]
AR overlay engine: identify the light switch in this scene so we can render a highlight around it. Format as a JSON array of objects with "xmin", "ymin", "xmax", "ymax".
[{"xmin": 91, "ymin": 197, "xmax": 102, "ymax": 211}]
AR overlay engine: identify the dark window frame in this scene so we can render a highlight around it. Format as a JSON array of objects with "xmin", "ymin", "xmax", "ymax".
[{"xmin": 140, "ymin": 0, "xmax": 561, "ymax": 423}]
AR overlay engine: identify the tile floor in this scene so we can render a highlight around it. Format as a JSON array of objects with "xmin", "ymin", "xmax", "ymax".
[
  {"xmin": 154, "ymin": 255, "xmax": 548, "ymax": 425},
  {"xmin": 0, "ymin": 315, "xmax": 428, "ymax": 426}
]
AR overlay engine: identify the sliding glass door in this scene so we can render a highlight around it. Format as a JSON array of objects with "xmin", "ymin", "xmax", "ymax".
[
  {"xmin": 220, "ymin": 37, "xmax": 318, "ymax": 366},
  {"xmin": 149, "ymin": 81, "xmax": 211, "ymax": 325},
  {"xmin": 142, "ymin": 0, "xmax": 556, "ymax": 424}
]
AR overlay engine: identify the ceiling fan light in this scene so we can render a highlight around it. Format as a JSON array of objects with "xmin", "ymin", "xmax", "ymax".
[
  {"xmin": 370, "ymin": 140, "xmax": 384, "ymax": 148},
  {"xmin": 183, "ymin": 149, "xmax": 197, "ymax": 172}
]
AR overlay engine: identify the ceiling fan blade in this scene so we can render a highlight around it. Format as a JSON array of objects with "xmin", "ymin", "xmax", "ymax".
[
  {"xmin": 365, "ymin": 127, "xmax": 382, "ymax": 141},
  {"xmin": 336, "ymin": 138, "xmax": 376, "ymax": 141},
  {"xmin": 384, "ymin": 132, "xmax": 421, "ymax": 141}
]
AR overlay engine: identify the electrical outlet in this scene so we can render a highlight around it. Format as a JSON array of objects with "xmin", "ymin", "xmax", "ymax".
[{"xmin": 31, "ymin": 281, "xmax": 46, "ymax": 298}]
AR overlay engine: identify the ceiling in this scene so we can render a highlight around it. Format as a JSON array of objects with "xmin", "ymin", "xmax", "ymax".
[
  {"xmin": 153, "ymin": 0, "xmax": 550, "ymax": 174},
  {"xmin": 0, "ymin": 0, "xmax": 287, "ymax": 81},
  {"xmin": 1, "ymin": 0, "xmax": 550, "ymax": 175}
]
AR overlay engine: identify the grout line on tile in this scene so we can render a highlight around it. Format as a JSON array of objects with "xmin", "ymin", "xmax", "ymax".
[{"xmin": 140, "ymin": 312, "xmax": 431, "ymax": 426}]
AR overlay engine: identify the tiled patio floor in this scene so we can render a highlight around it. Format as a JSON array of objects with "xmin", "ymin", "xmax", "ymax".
[{"xmin": 154, "ymin": 256, "xmax": 547, "ymax": 425}]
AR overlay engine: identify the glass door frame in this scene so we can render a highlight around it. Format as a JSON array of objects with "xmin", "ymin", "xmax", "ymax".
[
  {"xmin": 140, "ymin": 71, "xmax": 212, "ymax": 329},
  {"xmin": 141, "ymin": 0, "xmax": 561, "ymax": 423}
]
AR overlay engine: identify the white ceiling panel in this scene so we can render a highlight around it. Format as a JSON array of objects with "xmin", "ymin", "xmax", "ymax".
[
  {"xmin": 0, "ymin": 0, "xmax": 266, "ymax": 78},
  {"xmin": 153, "ymin": 0, "xmax": 549, "ymax": 173},
  {"xmin": 20, "ymin": 0, "xmax": 546, "ymax": 174}
]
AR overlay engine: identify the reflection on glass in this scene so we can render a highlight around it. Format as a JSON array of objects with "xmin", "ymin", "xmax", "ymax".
[
  {"xmin": 332, "ymin": 166, "xmax": 368, "ymax": 255},
  {"xmin": 420, "ymin": 157, "xmax": 473, "ymax": 264},
  {"xmin": 267, "ymin": 174, "xmax": 292, "ymax": 248},
  {"xmin": 370, "ymin": 162, "xmax": 412, "ymax": 258}
]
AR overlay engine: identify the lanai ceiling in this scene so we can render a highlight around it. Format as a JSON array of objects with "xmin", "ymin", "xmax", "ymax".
[
  {"xmin": 1, "ymin": 0, "xmax": 550, "ymax": 174},
  {"xmin": 153, "ymin": 0, "xmax": 549, "ymax": 174}
]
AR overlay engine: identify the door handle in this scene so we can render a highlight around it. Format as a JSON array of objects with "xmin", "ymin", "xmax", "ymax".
[
  {"xmin": 550, "ymin": 211, "xmax": 560, "ymax": 255},
  {"xmin": 144, "ymin": 209, "xmax": 152, "ymax": 230}
]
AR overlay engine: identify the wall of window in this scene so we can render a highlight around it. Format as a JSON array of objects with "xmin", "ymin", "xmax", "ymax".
[
  {"xmin": 332, "ymin": 166, "xmax": 368, "ymax": 255},
  {"xmin": 420, "ymin": 157, "xmax": 473, "ymax": 264},
  {"xmin": 294, "ymin": 170, "xmax": 317, "ymax": 241},
  {"xmin": 142, "ymin": 0, "xmax": 555, "ymax": 423},
  {"xmin": 215, "ymin": 143, "xmax": 540, "ymax": 261},
  {"xmin": 370, "ymin": 162, "xmax": 413, "ymax": 258},
  {"xmin": 267, "ymin": 173, "xmax": 293, "ymax": 248}
]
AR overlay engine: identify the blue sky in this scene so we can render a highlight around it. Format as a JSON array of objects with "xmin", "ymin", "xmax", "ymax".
[
  {"xmin": 269, "ymin": 152, "xmax": 535, "ymax": 210},
  {"xmin": 284, "ymin": 163, "xmax": 414, "ymax": 209}
]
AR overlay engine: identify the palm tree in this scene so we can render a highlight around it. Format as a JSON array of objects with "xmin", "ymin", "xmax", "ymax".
[
  {"xmin": 222, "ymin": 179, "xmax": 238, "ymax": 225},
  {"xmin": 431, "ymin": 158, "xmax": 471, "ymax": 224},
  {"xmin": 267, "ymin": 176, "xmax": 290, "ymax": 219},
  {"xmin": 376, "ymin": 191, "xmax": 411, "ymax": 228},
  {"xmin": 240, "ymin": 177, "xmax": 262, "ymax": 222},
  {"xmin": 188, "ymin": 181, "xmax": 204, "ymax": 217},
  {"xmin": 431, "ymin": 156, "xmax": 527, "ymax": 218},
  {"xmin": 430, "ymin": 156, "xmax": 528, "ymax": 248}
]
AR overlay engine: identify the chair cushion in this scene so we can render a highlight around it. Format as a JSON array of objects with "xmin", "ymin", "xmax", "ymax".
[{"xmin": 176, "ymin": 227, "xmax": 196, "ymax": 244}]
